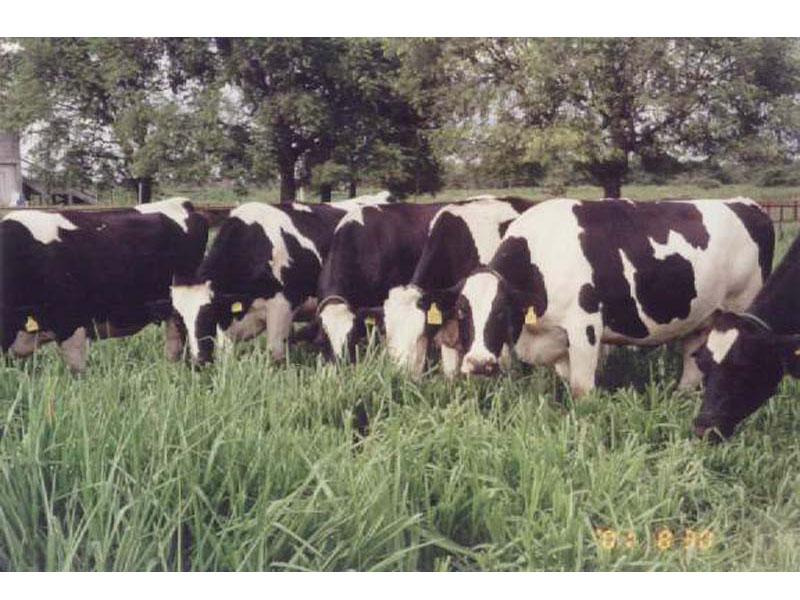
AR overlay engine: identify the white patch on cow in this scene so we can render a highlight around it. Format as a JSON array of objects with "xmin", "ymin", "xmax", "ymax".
[
  {"xmin": 514, "ymin": 326, "xmax": 568, "ymax": 366},
  {"xmin": 429, "ymin": 199, "xmax": 523, "ymax": 263},
  {"xmin": 264, "ymin": 293, "xmax": 293, "ymax": 359},
  {"xmin": 232, "ymin": 203, "xmax": 321, "ymax": 284},
  {"xmin": 333, "ymin": 190, "xmax": 392, "ymax": 210},
  {"xmin": 461, "ymin": 272, "xmax": 500, "ymax": 373},
  {"xmin": 215, "ymin": 325, "xmax": 234, "ymax": 359},
  {"xmin": 170, "ymin": 281, "xmax": 213, "ymax": 359},
  {"xmin": 384, "ymin": 285, "xmax": 428, "ymax": 375},
  {"xmin": 649, "ymin": 230, "xmax": 698, "ymax": 261},
  {"xmin": 320, "ymin": 302, "xmax": 355, "ymax": 359},
  {"xmin": 706, "ymin": 328, "xmax": 740, "ymax": 364},
  {"xmin": 134, "ymin": 197, "xmax": 191, "ymax": 232},
  {"xmin": 2, "ymin": 211, "xmax": 78, "ymax": 244},
  {"xmin": 291, "ymin": 203, "xmax": 313, "ymax": 212},
  {"xmin": 334, "ymin": 204, "xmax": 383, "ymax": 232}
]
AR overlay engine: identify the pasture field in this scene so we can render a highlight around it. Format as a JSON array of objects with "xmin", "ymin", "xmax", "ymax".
[{"xmin": 2, "ymin": 225, "xmax": 800, "ymax": 572}]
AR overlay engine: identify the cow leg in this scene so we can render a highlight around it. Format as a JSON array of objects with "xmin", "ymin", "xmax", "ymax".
[
  {"xmin": 677, "ymin": 329, "xmax": 710, "ymax": 390},
  {"xmin": 440, "ymin": 344, "xmax": 462, "ymax": 379},
  {"xmin": 60, "ymin": 327, "xmax": 88, "ymax": 374},
  {"xmin": 265, "ymin": 293, "xmax": 293, "ymax": 360},
  {"xmin": 164, "ymin": 316, "xmax": 184, "ymax": 361},
  {"xmin": 499, "ymin": 344, "xmax": 512, "ymax": 370},
  {"xmin": 215, "ymin": 325, "xmax": 234, "ymax": 359}
]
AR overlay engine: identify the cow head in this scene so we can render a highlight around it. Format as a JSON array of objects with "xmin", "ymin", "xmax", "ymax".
[
  {"xmin": 693, "ymin": 310, "xmax": 800, "ymax": 441},
  {"xmin": 2, "ymin": 311, "xmax": 54, "ymax": 357},
  {"xmin": 418, "ymin": 269, "xmax": 532, "ymax": 376},
  {"xmin": 317, "ymin": 297, "xmax": 384, "ymax": 362},
  {"xmin": 170, "ymin": 275, "xmax": 279, "ymax": 366},
  {"xmin": 384, "ymin": 285, "xmax": 430, "ymax": 376}
]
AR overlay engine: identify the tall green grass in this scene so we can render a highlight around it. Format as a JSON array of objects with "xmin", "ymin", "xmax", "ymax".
[{"xmin": 1, "ymin": 228, "xmax": 799, "ymax": 572}]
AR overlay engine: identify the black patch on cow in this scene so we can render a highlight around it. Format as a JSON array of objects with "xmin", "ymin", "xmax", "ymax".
[
  {"xmin": 572, "ymin": 200, "xmax": 709, "ymax": 339},
  {"xmin": 318, "ymin": 203, "xmax": 447, "ymax": 309},
  {"xmin": 725, "ymin": 202, "xmax": 775, "ymax": 283},
  {"xmin": 1, "ymin": 202, "xmax": 208, "ymax": 352},
  {"xmin": 586, "ymin": 325, "xmax": 596, "ymax": 346},
  {"xmin": 498, "ymin": 219, "xmax": 514, "ymax": 239},
  {"xmin": 413, "ymin": 211, "xmax": 480, "ymax": 291},
  {"xmin": 579, "ymin": 283, "xmax": 599, "ymax": 314},
  {"xmin": 489, "ymin": 236, "xmax": 548, "ymax": 318}
]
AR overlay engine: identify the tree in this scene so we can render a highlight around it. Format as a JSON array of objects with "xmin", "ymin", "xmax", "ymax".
[
  {"xmin": 215, "ymin": 37, "xmax": 442, "ymax": 202},
  {"xmin": 0, "ymin": 38, "xmax": 224, "ymax": 202},
  {"xmin": 432, "ymin": 38, "xmax": 800, "ymax": 198}
]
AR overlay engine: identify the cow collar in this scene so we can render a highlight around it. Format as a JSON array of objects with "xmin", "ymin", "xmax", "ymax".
[
  {"xmin": 316, "ymin": 295, "xmax": 350, "ymax": 315},
  {"xmin": 738, "ymin": 311, "xmax": 773, "ymax": 333}
]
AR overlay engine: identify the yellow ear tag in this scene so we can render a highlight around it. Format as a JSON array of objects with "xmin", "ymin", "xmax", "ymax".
[
  {"xmin": 364, "ymin": 316, "xmax": 376, "ymax": 327},
  {"xmin": 427, "ymin": 302, "xmax": 443, "ymax": 325},
  {"xmin": 25, "ymin": 316, "xmax": 40, "ymax": 333},
  {"xmin": 794, "ymin": 348, "xmax": 800, "ymax": 357},
  {"xmin": 231, "ymin": 302, "xmax": 243, "ymax": 314},
  {"xmin": 524, "ymin": 306, "xmax": 537, "ymax": 326}
]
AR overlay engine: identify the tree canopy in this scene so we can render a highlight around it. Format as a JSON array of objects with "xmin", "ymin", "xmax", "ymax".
[{"xmin": 1, "ymin": 37, "xmax": 798, "ymax": 201}]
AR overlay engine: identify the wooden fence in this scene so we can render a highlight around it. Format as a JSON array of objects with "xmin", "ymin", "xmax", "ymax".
[{"xmin": 758, "ymin": 200, "xmax": 800, "ymax": 224}]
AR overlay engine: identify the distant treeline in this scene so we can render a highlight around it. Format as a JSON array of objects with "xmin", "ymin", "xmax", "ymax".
[{"xmin": 1, "ymin": 38, "xmax": 798, "ymax": 201}]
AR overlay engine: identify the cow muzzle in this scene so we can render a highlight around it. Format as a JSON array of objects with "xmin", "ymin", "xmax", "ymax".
[
  {"xmin": 693, "ymin": 415, "xmax": 732, "ymax": 443},
  {"xmin": 462, "ymin": 355, "xmax": 500, "ymax": 376}
]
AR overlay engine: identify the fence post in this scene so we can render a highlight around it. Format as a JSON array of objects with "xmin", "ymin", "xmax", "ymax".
[{"xmin": 0, "ymin": 132, "xmax": 23, "ymax": 207}]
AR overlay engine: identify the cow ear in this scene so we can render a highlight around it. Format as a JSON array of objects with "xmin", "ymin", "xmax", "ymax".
[
  {"xmin": 417, "ymin": 282, "xmax": 462, "ymax": 325},
  {"xmin": 507, "ymin": 286, "xmax": 540, "ymax": 326}
]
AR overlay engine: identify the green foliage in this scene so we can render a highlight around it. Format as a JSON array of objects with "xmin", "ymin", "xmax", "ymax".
[
  {"xmin": 4, "ymin": 322, "xmax": 800, "ymax": 570},
  {"xmin": 1, "ymin": 38, "xmax": 225, "ymax": 195},
  {"xmin": 425, "ymin": 38, "xmax": 800, "ymax": 198}
]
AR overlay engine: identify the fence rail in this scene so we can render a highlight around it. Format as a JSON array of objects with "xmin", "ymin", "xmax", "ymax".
[{"xmin": 758, "ymin": 200, "xmax": 800, "ymax": 224}]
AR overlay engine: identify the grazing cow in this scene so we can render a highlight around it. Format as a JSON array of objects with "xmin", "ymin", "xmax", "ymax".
[
  {"xmin": 384, "ymin": 197, "xmax": 536, "ymax": 377},
  {"xmin": 169, "ymin": 193, "xmax": 394, "ymax": 366},
  {"xmin": 417, "ymin": 198, "xmax": 774, "ymax": 395},
  {"xmin": 316, "ymin": 201, "xmax": 454, "ymax": 360},
  {"xmin": 693, "ymin": 231, "xmax": 800, "ymax": 440},
  {"xmin": 1, "ymin": 197, "xmax": 209, "ymax": 372}
]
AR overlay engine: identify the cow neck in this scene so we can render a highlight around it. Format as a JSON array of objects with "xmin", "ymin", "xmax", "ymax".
[{"xmin": 749, "ymin": 233, "xmax": 800, "ymax": 335}]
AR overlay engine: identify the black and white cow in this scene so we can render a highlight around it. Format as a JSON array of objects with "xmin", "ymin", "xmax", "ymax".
[
  {"xmin": 316, "ymin": 201, "xmax": 456, "ymax": 360},
  {"xmin": 417, "ymin": 198, "xmax": 774, "ymax": 395},
  {"xmin": 169, "ymin": 192, "xmax": 395, "ymax": 366},
  {"xmin": 383, "ymin": 197, "xmax": 536, "ymax": 377},
  {"xmin": 693, "ymin": 230, "xmax": 800, "ymax": 440},
  {"xmin": 1, "ymin": 197, "xmax": 209, "ymax": 372}
]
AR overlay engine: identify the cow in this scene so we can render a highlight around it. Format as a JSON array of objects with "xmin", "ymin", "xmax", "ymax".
[
  {"xmin": 169, "ymin": 193, "xmax": 395, "ymax": 366},
  {"xmin": 1, "ymin": 197, "xmax": 209, "ymax": 372},
  {"xmin": 316, "ymin": 201, "xmax": 453, "ymax": 361},
  {"xmin": 693, "ymin": 230, "xmax": 800, "ymax": 440},
  {"xmin": 383, "ymin": 197, "xmax": 536, "ymax": 377},
  {"xmin": 416, "ymin": 197, "xmax": 774, "ymax": 396}
]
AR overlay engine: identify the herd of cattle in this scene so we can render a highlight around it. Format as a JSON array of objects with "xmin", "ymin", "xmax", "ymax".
[{"xmin": 3, "ymin": 191, "xmax": 800, "ymax": 441}]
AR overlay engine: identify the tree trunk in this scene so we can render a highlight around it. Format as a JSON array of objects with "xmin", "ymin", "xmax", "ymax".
[
  {"xmin": 279, "ymin": 161, "xmax": 296, "ymax": 204},
  {"xmin": 348, "ymin": 179, "xmax": 357, "ymax": 199},
  {"xmin": 320, "ymin": 184, "xmax": 332, "ymax": 203},
  {"xmin": 602, "ymin": 179, "xmax": 622, "ymax": 199},
  {"xmin": 588, "ymin": 156, "xmax": 627, "ymax": 199},
  {"xmin": 137, "ymin": 177, "xmax": 153, "ymax": 204}
]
